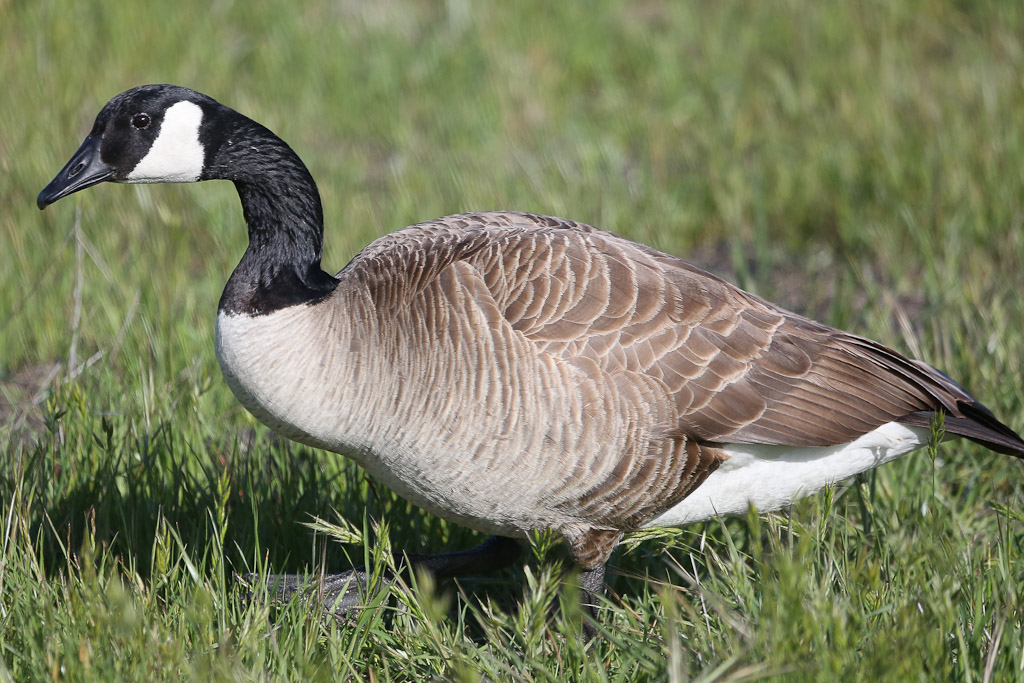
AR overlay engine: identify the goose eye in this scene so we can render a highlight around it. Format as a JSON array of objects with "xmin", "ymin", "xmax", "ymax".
[{"xmin": 131, "ymin": 113, "xmax": 151, "ymax": 129}]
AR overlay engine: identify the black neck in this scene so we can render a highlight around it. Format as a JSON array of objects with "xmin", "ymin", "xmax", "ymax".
[{"xmin": 203, "ymin": 111, "xmax": 338, "ymax": 315}]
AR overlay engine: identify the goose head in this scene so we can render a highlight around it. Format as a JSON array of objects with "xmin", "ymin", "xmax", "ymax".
[
  {"xmin": 38, "ymin": 85, "xmax": 333, "ymax": 314},
  {"xmin": 38, "ymin": 85, "xmax": 228, "ymax": 209}
]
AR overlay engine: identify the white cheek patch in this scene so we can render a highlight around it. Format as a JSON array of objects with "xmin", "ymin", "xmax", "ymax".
[{"xmin": 126, "ymin": 100, "xmax": 205, "ymax": 183}]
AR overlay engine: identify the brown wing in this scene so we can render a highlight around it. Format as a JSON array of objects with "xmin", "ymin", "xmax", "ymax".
[
  {"xmin": 340, "ymin": 211, "xmax": 1021, "ymax": 554},
  {"xmin": 346, "ymin": 211, "xmax": 1023, "ymax": 454}
]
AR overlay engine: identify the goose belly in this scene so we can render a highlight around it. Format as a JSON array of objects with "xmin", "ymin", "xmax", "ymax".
[
  {"xmin": 645, "ymin": 421, "xmax": 930, "ymax": 527},
  {"xmin": 215, "ymin": 310, "xmax": 929, "ymax": 536},
  {"xmin": 213, "ymin": 308, "xmax": 603, "ymax": 537}
]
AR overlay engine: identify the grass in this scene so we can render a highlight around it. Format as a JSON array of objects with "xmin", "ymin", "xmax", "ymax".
[{"xmin": 2, "ymin": 0, "xmax": 1023, "ymax": 679}]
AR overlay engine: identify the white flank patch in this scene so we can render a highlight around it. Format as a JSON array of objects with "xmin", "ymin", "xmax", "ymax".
[
  {"xmin": 644, "ymin": 421, "xmax": 931, "ymax": 527},
  {"xmin": 126, "ymin": 100, "xmax": 205, "ymax": 183}
]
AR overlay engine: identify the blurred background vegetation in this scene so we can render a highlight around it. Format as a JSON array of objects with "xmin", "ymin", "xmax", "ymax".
[{"xmin": 1, "ymin": 0, "xmax": 1022, "ymax": 679}]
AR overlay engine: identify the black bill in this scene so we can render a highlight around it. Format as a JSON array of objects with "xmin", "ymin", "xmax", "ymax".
[{"xmin": 37, "ymin": 134, "xmax": 114, "ymax": 209}]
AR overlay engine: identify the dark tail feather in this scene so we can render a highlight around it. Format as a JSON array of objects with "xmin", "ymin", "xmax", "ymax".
[{"xmin": 902, "ymin": 404, "xmax": 1024, "ymax": 457}]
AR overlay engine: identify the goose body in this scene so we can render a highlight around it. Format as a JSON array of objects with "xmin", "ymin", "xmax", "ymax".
[
  {"xmin": 39, "ymin": 85, "xmax": 1024, "ymax": 603},
  {"xmin": 211, "ymin": 210, "xmax": 956, "ymax": 555}
]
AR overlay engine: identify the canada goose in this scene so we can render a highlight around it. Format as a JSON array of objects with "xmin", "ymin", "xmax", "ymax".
[{"xmin": 38, "ymin": 85, "xmax": 1024, "ymax": 634}]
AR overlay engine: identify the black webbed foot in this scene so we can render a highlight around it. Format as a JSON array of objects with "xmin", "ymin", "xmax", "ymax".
[{"xmin": 241, "ymin": 535, "xmax": 523, "ymax": 618}]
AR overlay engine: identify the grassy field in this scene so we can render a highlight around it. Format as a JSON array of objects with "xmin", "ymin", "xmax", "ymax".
[{"xmin": 2, "ymin": 0, "xmax": 1023, "ymax": 679}]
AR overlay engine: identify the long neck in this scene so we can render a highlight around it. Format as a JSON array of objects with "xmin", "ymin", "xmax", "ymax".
[{"xmin": 205, "ymin": 112, "xmax": 338, "ymax": 315}]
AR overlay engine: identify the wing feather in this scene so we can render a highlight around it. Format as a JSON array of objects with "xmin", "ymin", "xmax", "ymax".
[{"xmin": 344, "ymin": 211, "xmax": 1024, "ymax": 472}]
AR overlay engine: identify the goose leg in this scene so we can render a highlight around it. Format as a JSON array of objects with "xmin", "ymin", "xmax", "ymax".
[
  {"xmin": 247, "ymin": 535, "xmax": 523, "ymax": 614},
  {"xmin": 562, "ymin": 527, "xmax": 619, "ymax": 639},
  {"xmin": 578, "ymin": 563, "xmax": 607, "ymax": 641}
]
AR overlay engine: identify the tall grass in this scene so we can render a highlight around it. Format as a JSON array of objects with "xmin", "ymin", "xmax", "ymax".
[{"xmin": 1, "ymin": 0, "xmax": 1022, "ymax": 679}]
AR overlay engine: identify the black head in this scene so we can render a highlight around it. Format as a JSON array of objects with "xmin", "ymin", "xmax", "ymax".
[{"xmin": 38, "ymin": 84, "xmax": 223, "ymax": 209}]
